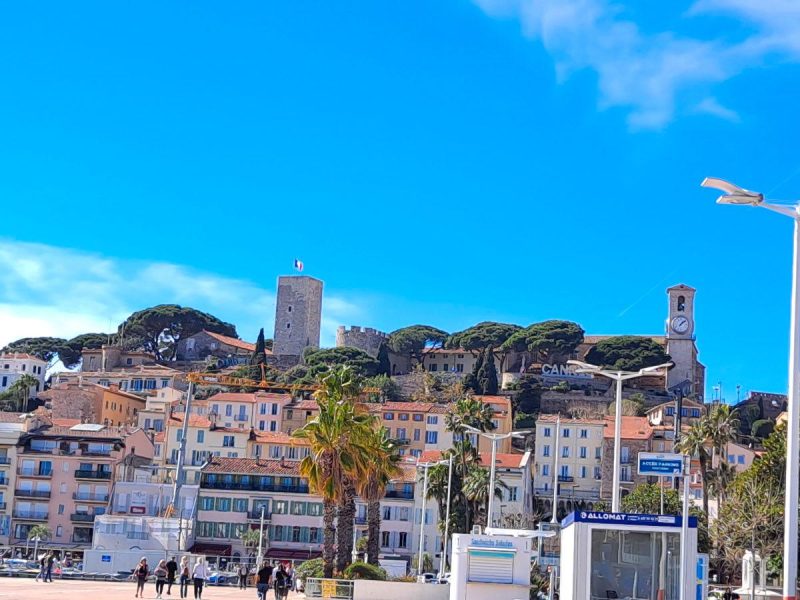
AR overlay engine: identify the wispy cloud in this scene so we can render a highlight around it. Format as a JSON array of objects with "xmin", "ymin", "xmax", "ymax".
[
  {"xmin": 695, "ymin": 97, "xmax": 740, "ymax": 122},
  {"xmin": 472, "ymin": 0, "xmax": 800, "ymax": 128},
  {"xmin": 0, "ymin": 239, "xmax": 363, "ymax": 349}
]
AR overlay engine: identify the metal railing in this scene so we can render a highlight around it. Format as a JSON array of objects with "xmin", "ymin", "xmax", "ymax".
[
  {"xmin": 71, "ymin": 513, "xmax": 95, "ymax": 523},
  {"xmin": 13, "ymin": 510, "xmax": 48, "ymax": 520},
  {"xmin": 126, "ymin": 531, "xmax": 150, "ymax": 540},
  {"xmin": 247, "ymin": 510, "xmax": 272, "ymax": 520},
  {"xmin": 201, "ymin": 481, "xmax": 309, "ymax": 493},
  {"xmin": 17, "ymin": 468, "xmax": 52, "ymax": 477},
  {"xmin": 14, "ymin": 489, "xmax": 51, "ymax": 498},
  {"xmin": 384, "ymin": 490, "xmax": 414, "ymax": 499},
  {"xmin": 305, "ymin": 578, "xmax": 355, "ymax": 600},
  {"xmin": 75, "ymin": 470, "xmax": 112, "ymax": 479},
  {"xmin": 73, "ymin": 492, "xmax": 110, "ymax": 502},
  {"xmin": 0, "ymin": 457, "xmax": 10, "ymax": 464}
]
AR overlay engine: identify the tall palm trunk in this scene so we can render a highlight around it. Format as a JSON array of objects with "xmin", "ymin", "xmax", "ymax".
[
  {"xmin": 322, "ymin": 500, "xmax": 337, "ymax": 578},
  {"xmin": 698, "ymin": 453, "xmax": 709, "ymax": 520},
  {"xmin": 366, "ymin": 500, "xmax": 381, "ymax": 565},
  {"xmin": 336, "ymin": 481, "xmax": 356, "ymax": 573}
]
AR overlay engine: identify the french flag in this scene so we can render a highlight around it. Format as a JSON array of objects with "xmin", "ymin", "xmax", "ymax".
[{"xmin": 294, "ymin": 258, "xmax": 304, "ymax": 272}]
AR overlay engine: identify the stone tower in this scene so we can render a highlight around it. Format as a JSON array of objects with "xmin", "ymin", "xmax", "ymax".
[
  {"xmin": 336, "ymin": 326, "xmax": 387, "ymax": 358},
  {"xmin": 272, "ymin": 276, "xmax": 323, "ymax": 359},
  {"xmin": 665, "ymin": 284, "xmax": 703, "ymax": 396}
]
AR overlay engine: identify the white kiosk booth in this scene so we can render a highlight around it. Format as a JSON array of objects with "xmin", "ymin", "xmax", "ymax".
[
  {"xmin": 449, "ymin": 530, "xmax": 536, "ymax": 600},
  {"xmin": 559, "ymin": 512, "xmax": 698, "ymax": 600}
]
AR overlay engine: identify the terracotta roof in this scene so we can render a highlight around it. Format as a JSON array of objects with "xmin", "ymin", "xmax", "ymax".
[
  {"xmin": 475, "ymin": 395, "xmax": 511, "ymax": 413},
  {"xmin": 68, "ymin": 365, "xmax": 181, "ymax": 377},
  {"xmin": 28, "ymin": 425, "xmax": 126, "ymax": 440},
  {"xmin": 0, "ymin": 353, "xmax": 47, "ymax": 362},
  {"xmin": 380, "ymin": 402, "xmax": 440, "ymax": 413},
  {"xmin": 418, "ymin": 450, "xmax": 527, "ymax": 470},
  {"xmin": 51, "ymin": 418, "xmax": 81, "ymax": 427},
  {"xmin": 168, "ymin": 413, "xmax": 213, "ymax": 428},
  {"xmin": 604, "ymin": 416, "xmax": 653, "ymax": 440},
  {"xmin": 201, "ymin": 457, "xmax": 302, "ymax": 476},
  {"xmin": 393, "ymin": 464, "xmax": 418, "ymax": 483},
  {"xmin": 289, "ymin": 400, "xmax": 319, "ymax": 411},
  {"xmin": 154, "ymin": 431, "xmax": 166, "ymax": 443},
  {"xmin": 252, "ymin": 431, "xmax": 309, "ymax": 445},
  {"xmin": 203, "ymin": 331, "xmax": 273, "ymax": 355},
  {"xmin": 0, "ymin": 412, "xmax": 27, "ymax": 423},
  {"xmin": 428, "ymin": 404, "xmax": 451, "ymax": 414},
  {"xmin": 536, "ymin": 415, "xmax": 606, "ymax": 425}
]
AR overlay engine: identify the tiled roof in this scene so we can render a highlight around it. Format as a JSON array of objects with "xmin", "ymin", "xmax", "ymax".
[
  {"xmin": 70, "ymin": 365, "xmax": 182, "ymax": 377},
  {"xmin": 393, "ymin": 464, "xmax": 418, "ymax": 483},
  {"xmin": 604, "ymin": 416, "xmax": 653, "ymax": 440},
  {"xmin": 475, "ymin": 395, "xmax": 511, "ymax": 413},
  {"xmin": 168, "ymin": 413, "xmax": 213, "ymax": 428},
  {"xmin": 201, "ymin": 457, "xmax": 302, "ymax": 476},
  {"xmin": 252, "ymin": 431, "xmax": 309, "ymax": 445},
  {"xmin": 29, "ymin": 425, "xmax": 126, "ymax": 440},
  {"xmin": 428, "ymin": 404, "xmax": 451, "ymax": 414},
  {"xmin": 51, "ymin": 418, "xmax": 81, "ymax": 427},
  {"xmin": 422, "ymin": 347, "xmax": 473, "ymax": 354},
  {"xmin": 154, "ymin": 431, "xmax": 166, "ymax": 443},
  {"xmin": 0, "ymin": 352, "xmax": 47, "ymax": 361},
  {"xmin": 380, "ymin": 402, "xmax": 440, "ymax": 413},
  {"xmin": 418, "ymin": 450, "xmax": 527, "ymax": 469},
  {"xmin": 289, "ymin": 400, "xmax": 319, "ymax": 411},
  {"xmin": 203, "ymin": 331, "xmax": 273, "ymax": 355},
  {"xmin": 0, "ymin": 412, "xmax": 26, "ymax": 423},
  {"xmin": 536, "ymin": 415, "xmax": 606, "ymax": 425}
]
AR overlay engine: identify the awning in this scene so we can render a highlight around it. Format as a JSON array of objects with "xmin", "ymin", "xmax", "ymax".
[
  {"xmin": 265, "ymin": 548, "xmax": 322, "ymax": 561},
  {"xmin": 189, "ymin": 543, "xmax": 232, "ymax": 557}
]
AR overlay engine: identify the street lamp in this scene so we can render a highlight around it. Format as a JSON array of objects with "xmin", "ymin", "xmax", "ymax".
[
  {"xmin": 463, "ymin": 426, "xmax": 527, "ymax": 528},
  {"xmin": 567, "ymin": 360, "xmax": 672, "ymax": 512},
  {"xmin": 438, "ymin": 455, "xmax": 453, "ymax": 582},
  {"xmin": 702, "ymin": 176, "xmax": 800, "ymax": 600}
]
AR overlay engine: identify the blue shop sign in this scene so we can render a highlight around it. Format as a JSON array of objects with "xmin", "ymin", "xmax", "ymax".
[{"xmin": 562, "ymin": 511, "xmax": 697, "ymax": 528}]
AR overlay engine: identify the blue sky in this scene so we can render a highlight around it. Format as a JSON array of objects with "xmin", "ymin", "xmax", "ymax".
[{"xmin": 1, "ymin": 1, "xmax": 800, "ymax": 399}]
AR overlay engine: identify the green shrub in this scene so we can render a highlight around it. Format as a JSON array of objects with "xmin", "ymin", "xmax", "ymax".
[
  {"xmin": 343, "ymin": 562, "xmax": 387, "ymax": 581},
  {"xmin": 295, "ymin": 558, "xmax": 324, "ymax": 581}
]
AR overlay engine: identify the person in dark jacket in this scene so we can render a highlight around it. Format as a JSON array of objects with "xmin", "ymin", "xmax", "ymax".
[
  {"xmin": 256, "ymin": 560, "xmax": 273, "ymax": 600},
  {"xmin": 166, "ymin": 556, "xmax": 178, "ymax": 595}
]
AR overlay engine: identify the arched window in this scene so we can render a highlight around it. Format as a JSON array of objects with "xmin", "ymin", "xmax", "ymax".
[{"xmin": 677, "ymin": 295, "xmax": 686, "ymax": 312}]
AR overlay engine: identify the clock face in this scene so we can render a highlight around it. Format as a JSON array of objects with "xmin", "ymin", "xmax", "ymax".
[{"xmin": 671, "ymin": 316, "xmax": 690, "ymax": 334}]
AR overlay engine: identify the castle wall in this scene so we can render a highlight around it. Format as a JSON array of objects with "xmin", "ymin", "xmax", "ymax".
[{"xmin": 335, "ymin": 325, "xmax": 387, "ymax": 358}]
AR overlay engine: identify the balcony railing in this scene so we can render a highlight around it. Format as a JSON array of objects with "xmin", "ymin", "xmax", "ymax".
[
  {"xmin": 234, "ymin": 415, "xmax": 249, "ymax": 422},
  {"xmin": 355, "ymin": 516, "xmax": 367, "ymax": 525},
  {"xmin": 247, "ymin": 510, "xmax": 273, "ymax": 520},
  {"xmin": 0, "ymin": 477, "xmax": 8, "ymax": 486},
  {"xmin": 15, "ymin": 489, "xmax": 51, "ymax": 499},
  {"xmin": 71, "ymin": 513, "xmax": 95, "ymax": 523},
  {"xmin": 71, "ymin": 535, "xmax": 94, "ymax": 544},
  {"xmin": 126, "ymin": 531, "xmax": 150, "ymax": 540},
  {"xmin": 17, "ymin": 468, "xmax": 52, "ymax": 477},
  {"xmin": 73, "ymin": 493, "xmax": 110, "ymax": 502},
  {"xmin": 384, "ymin": 491, "xmax": 414, "ymax": 500},
  {"xmin": 201, "ymin": 481, "xmax": 309, "ymax": 494},
  {"xmin": 0, "ymin": 502, "xmax": 6, "ymax": 510},
  {"xmin": 13, "ymin": 510, "xmax": 48, "ymax": 520},
  {"xmin": 75, "ymin": 470, "xmax": 111, "ymax": 480},
  {"xmin": 393, "ymin": 438, "xmax": 411, "ymax": 446},
  {"xmin": 557, "ymin": 475, "xmax": 574, "ymax": 483},
  {"xmin": 0, "ymin": 457, "xmax": 10, "ymax": 465}
]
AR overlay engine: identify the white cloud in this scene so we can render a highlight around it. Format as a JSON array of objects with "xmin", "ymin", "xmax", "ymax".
[
  {"xmin": 695, "ymin": 97, "xmax": 740, "ymax": 122},
  {"xmin": 473, "ymin": 0, "xmax": 800, "ymax": 128},
  {"xmin": 0, "ymin": 239, "xmax": 362, "ymax": 350}
]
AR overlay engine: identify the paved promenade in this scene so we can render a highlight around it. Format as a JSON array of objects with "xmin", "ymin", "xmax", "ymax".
[{"xmin": 0, "ymin": 579, "xmax": 305, "ymax": 600}]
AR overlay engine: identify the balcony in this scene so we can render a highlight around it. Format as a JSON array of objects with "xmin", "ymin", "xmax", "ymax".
[
  {"xmin": 0, "ymin": 477, "xmax": 7, "ymax": 486},
  {"xmin": 0, "ymin": 502, "xmax": 6, "ymax": 510},
  {"xmin": 393, "ymin": 438, "xmax": 411, "ymax": 446},
  {"xmin": 247, "ymin": 510, "xmax": 273, "ymax": 521},
  {"xmin": 557, "ymin": 475, "xmax": 574, "ymax": 483},
  {"xmin": 70, "ymin": 513, "xmax": 95, "ymax": 523},
  {"xmin": 15, "ymin": 489, "xmax": 51, "ymax": 499},
  {"xmin": 355, "ymin": 516, "xmax": 367, "ymax": 525},
  {"xmin": 234, "ymin": 415, "xmax": 249, "ymax": 422},
  {"xmin": 201, "ymin": 481, "xmax": 309, "ymax": 494},
  {"xmin": 126, "ymin": 531, "xmax": 150, "ymax": 540},
  {"xmin": 75, "ymin": 470, "xmax": 111, "ymax": 480},
  {"xmin": 13, "ymin": 510, "xmax": 48, "ymax": 521},
  {"xmin": 0, "ymin": 457, "xmax": 10, "ymax": 465},
  {"xmin": 384, "ymin": 490, "xmax": 414, "ymax": 500},
  {"xmin": 73, "ymin": 492, "xmax": 110, "ymax": 502},
  {"xmin": 17, "ymin": 468, "xmax": 52, "ymax": 478}
]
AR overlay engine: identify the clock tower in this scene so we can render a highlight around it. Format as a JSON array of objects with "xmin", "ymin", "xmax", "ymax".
[{"xmin": 665, "ymin": 284, "xmax": 704, "ymax": 398}]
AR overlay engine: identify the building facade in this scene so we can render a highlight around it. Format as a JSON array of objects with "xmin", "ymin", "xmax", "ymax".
[{"xmin": 0, "ymin": 353, "xmax": 47, "ymax": 396}]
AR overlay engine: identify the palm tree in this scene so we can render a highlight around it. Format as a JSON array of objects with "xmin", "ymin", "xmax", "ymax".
[
  {"xmin": 355, "ymin": 427, "xmax": 401, "ymax": 565},
  {"xmin": 676, "ymin": 423, "xmax": 711, "ymax": 518},
  {"xmin": 0, "ymin": 374, "xmax": 39, "ymax": 412},
  {"xmin": 28, "ymin": 524, "xmax": 51, "ymax": 541},
  {"xmin": 462, "ymin": 466, "xmax": 508, "ymax": 527},
  {"xmin": 706, "ymin": 461, "xmax": 737, "ymax": 512},
  {"xmin": 293, "ymin": 366, "xmax": 372, "ymax": 577},
  {"xmin": 705, "ymin": 404, "xmax": 739, "ymax": 463},
  {"xmin": 240, "ymin": 528, "xmax": 260, "ymax": 551}
]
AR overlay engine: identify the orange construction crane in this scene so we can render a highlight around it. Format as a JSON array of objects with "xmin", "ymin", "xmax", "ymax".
[{"xmin": 185, "ymin": 364, "xmax": 380, "ymax": 393}]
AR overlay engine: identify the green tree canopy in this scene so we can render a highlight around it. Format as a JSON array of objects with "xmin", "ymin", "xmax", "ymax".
[
  {"xmin": 376, "ymin": 342, "xmax": 391, "ymax": 376},
  {"xmin": 304, "ymin": 347, "xmax": 380, "ymax": 380},
  {"xmin": 1, "ymin": 337, "xmax": 68, "ymax": 363},
  {"xmin": 621, "ymin": 483, "xmax": 682, "ymax": 514},
  {"xmin": 447, "ymin": 322, "xmax": 522, "ymax": 353},
  {"xmin": 2, "ymin": 333, "xmax": 112, "ymax": 368},
  {"xmin": 58, "ymin": 333, "xmax": 109, "ymax": 368},
  {"xmin": 117, "ymin": 304, "xmax": 237, "ymax": 361},
  {"xmin": 584, "ymin": 335, "xmax": 671, "ymax": 371},
  {"xmin": 476, "ymin": 346, "xmax": 498, "ymax": 395},
  {"xmin": 387, "ymin": 325, "xmax": 448, "ymax": 363},
  {"xmin": 501, "ymin": 320, "xmax": 585, "ymax": 362}
]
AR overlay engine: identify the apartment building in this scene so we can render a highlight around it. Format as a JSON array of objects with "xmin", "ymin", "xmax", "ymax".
[
  {"xmin": 11, "ymin": 422, "xmax": 152, "ymax": 550},
  {"xmin": 645, "ymin": 399, "xmax": 705, "ymax": 428},
  {"xmin": 0, "ymin": 352, "xmax": 47, "ymax": 396},
  {"xmin": 55, "ymin": 364, "xmax": 181, "ymax": 395},
  {"xmin": 42, "ymin": 381, "xmax": 147, "ymax": 426},
  {"xmin": 599, "ymin": 416, "xmax": 654, "ymax": 501},
  {"xmin": 0, "ymin": 412, "xmax": 29, "ymax": 545},
  {"xmin": 206, "ymin": 391, "xmax": 293, "ymax": 433},
  {"xmin": 249, "ymin": 430, "xmax": 311, "ymax": 461}
]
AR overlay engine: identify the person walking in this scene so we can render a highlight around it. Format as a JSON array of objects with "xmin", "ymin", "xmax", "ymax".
[
  {"xmin": 238, "ymin": 563, "xmax": 249, "ymax": 590},
  {"xmin": 256, "ymin": 560, "xmax": 273, "ymax": 600},
  {"xmin": 192, "ymin": 557, "xmax": 209, "ymax": 600},
  {"xmin": 154, "ymin": 559, "xmax": 168, "ymax": 598},
  {"xmin": 35, "ymin": 552, "xmax": 46, "ymax": 582},
  {"xmin": 166, "ymin": 556, "xmax": 178, "ymax": 596},
  {"xmin": 45, "ymin": 552, "xmax": 55, "ymax": 583},
  {"xmin": 134, "ymin": 557, "xmax": 149, "ymax": 598},
  {"xmin": 287, "ymin": 564, "xmax": 295, "ymax": 592},
  {"xmin": 274, "ymin": 563, "xmax": 290, "ymax": 600},
  {"xmin": 179, "ymin": 557, "xmax": 191, "ymax": 599}
]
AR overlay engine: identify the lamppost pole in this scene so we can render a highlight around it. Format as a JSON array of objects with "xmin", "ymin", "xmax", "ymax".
[
  {"xmin": 701, "ymin": 177, "xmax": 800, "ymax": 600},
  {"xmin": 439, "ymin": 455, "xmax": 453, "ymax": 580},
  {"xmin": 568, "ymin": 361, "xmax": 672, "ymax": 512}
]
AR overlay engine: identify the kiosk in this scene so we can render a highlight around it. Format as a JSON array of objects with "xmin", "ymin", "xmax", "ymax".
[{"xmin": 559, "ymin": 512, "xmax": 697, "ymax": 600}]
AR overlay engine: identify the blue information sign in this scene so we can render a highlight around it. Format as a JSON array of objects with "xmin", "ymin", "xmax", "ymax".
[{"xmin": 638, "ymin": 452, "xmax": 684, "ymax": 476}]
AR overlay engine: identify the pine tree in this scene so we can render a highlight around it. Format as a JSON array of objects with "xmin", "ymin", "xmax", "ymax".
[
  {"xmin": 464, "ymin": 350, "xmax": 484, "ymax": 394},
  {"xmin": 376, "ymin": 342, "xmax": 391, "ymax": 376},
  {"xmin": 476, "ymin": 347, "xmax": 498, "ymax": 395},
  {"xmin": 249, "ymin": 328, "xmax": 267, "ymax": 380}
]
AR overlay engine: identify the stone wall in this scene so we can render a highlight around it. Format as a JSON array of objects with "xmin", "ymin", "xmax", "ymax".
[
  {"xmin": 335, "ymin": 325, "xmax": 387, "ymax": 358},
  {"xmin": 599, "ymin": 436, "xmax": 651, "ymax": 500},
  {"xmin": 273, "ymin": 276, "xmax": 323, "ymax": 357}
]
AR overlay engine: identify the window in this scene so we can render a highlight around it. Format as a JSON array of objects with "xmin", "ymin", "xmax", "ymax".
[
  {"xmin": 562, "ymin": 428, "xmax": 570, "ymax": 438},
  {"xmin": 233, "ymin": 498, "xmax": 248, "ymax": 512},
  {"xmin": 442, "ymin": 364, "xmax": 449, "ymax": 372},
  {"xmin": 580, "ymin": 466, "xmax": 587, "ymax": 478},
  {"xmin": 56, "ymin": 526, "xmax": 63, "ymax": 538},
  {"xmin": 543, "ymin": 427, "xmax": 551, "ymax": 438},
  {"xmin": 309, "ymin": 527, "xmax": 319, "ymax": 544},
  {"xmin": 145, "ymin": 378, "xmax": 156, "ymax": 390},
  {"xmin": 691, "ymin": 409, "xmax": 701, "ymax": 418},
  {"xmin": 595, "ymin": 447, "xmax": 602, "ymax": 459},
  {"xmin": 225, "ymin": 405, "xmax": 233, "ymax": 417},
  {"xmin": 399, "ymin": 413, "xmax": 409, "ymax": 421},
  {"xmin": 383, "ymin": 506, "xmax": 391, "ymax": 520},
  {"xmin": 562, "ymin": 447, "xmax": 569, "ymax": 458},
  {"xmin": 291, "ymin": 502, "xmax": 306, "ymax": 516},
  {"xmin": 580, "ymin": 447, "xmax": 587, "ymax": 459},
  {"xmin": 665, "ymin": 406, "xmax": 675, "ymax": 416},
  {"xmin": 307, "ymin": 503, "xmax": 323, "ymax": 517},
  {"xmin": 737, "ymin": 455, "xmax": 745, "ymax": 465},
  {"xmin": 580, "ymin": 429, "xmax": 588, "ymax": 438},
  {"xmin": 426, "ymin": 415, "xmax": 438, "ymax": 425},
  {"xmin": 270, "ymin": 421, "xmax": 277, "ymax": 432},
  {"xmin": 677, "ymin": 295, "xmax": 686, "ymax": 311},
  {"xmin": 176, "ymin": 430, "xmax": 183, "ymax": 442},
  {"xmin": 197, "ymin": 430, "xmax": 204, "ymax": 443},
  {"xmin": 414, "ymin": 429, "xmax": 421, "ymax": 441},
  {"xmin": 398, "ymin": 532, "xmax": 408, "ymax": 548},
  {"xmin": 223, "ymin": 436, "xmax": 235, "ymax": 447},
  {"xmin": 542, "ymin": 464, "xmax": 550, "ymax": 476},
  {"xmin": 161, "ymin": 379, "xmax": 169, "ymax": 388},
  {"xmin": 560, "ymin": 465, "xmax": 569, "ymax": 478},
  {"xmin": 381, "ymin": 531, "xmax": 390, "ymax": 547},
  {"xmin": 214, "ymin": 497, "xmax": 232, "ymax": 511},
  {"xmin": 58, "ymin": 504, "xmax": 64, "ymax": 515},
  {"xmin": 126, "ymin": 357, "xmax": 133, "ymax": 365},
  {"xmin": 273, "ymin": 500, "xmax": 289, "ymax": 514},
  {"xmin": 259, "ymin": 421, "xmax": 266, "ymax": 431},
  {"xmin": 260, "ymin": 403, "xmax": 267, "ymax": 415},
  {"xmin": 199, "ymin": 496, "xmax": 214, "ymax": 510},
  {"xmin": 727, "ymin": 455, "xmax": 735, "ymax": 464},
  {"xmin": 428, "ymin": 364, "xmax": 438, "ymax": 372},
  {"xmin": 286, "ymin": 323, "xmax": 291, "ymax": 329},
  {"xmin": 456, "ymin": 363, "xmax": 465, "ymax": 372},
  {"xmin": 425, "ymin": 431, "xmax": 438, "ymax": 444},
  {"xmin": 384, "ymin": 413, "xmax": 394, "ymax": 421},
  {"xmin": 542, "ymin": 445, "xmax": 550, "ymax": 457},
  {"xmin": 621, "ymin": 447, "xmax": 630, "ymax": 464},
  {"xmin": 508, "ymin": 487, "xmax": 518, "ymax": 502},
  {"xmin": 412, "ymin": 414, "xmax": 423, "ymax": 422},
  {"xmin": 396, "ymin": 428, "xmax": 407, "ymax": 440},
  {"xmin": 594, "ymin": 466, "xmax": 601, "ymax": 479}
]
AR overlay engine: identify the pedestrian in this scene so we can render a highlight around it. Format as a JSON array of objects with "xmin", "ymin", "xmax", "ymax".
[
  {"xmin": 35, "ymin": 552, "xmax": 46, "ymax": 582},
  {"xmin": 134, "ymin": 557, "xmax": 149, "ymax": 598},
  {"xmin": 166, "ymin": 556, "xmax": 178, "ymax": 596},
  {"xmin": 192, "ymin": 557, "xmax": 209, "ymax": 600},
  {"xmin": 238, "ymin": 562, "xmax": 249, "ymax": 590},
  {"xmin": 287, "ymin": 564, "xmax": 295, "ymax": 592},
  {"xmin": 274, "ymin": 563, "xmax": 290, "ymax": 600},
  {"xmin": 256, "ymin": 560, "xmax": 273, "ymax": 600},
  {"xmin": 179, "ymin": 557, "xmax": 191, "ymax": 599},
  {"xmin": 155, "ymin": 559, "xmax": 169, "ymax": 598},
  {"xmin": 45, "ymin": 552, "xmax": 55, "ymax": 582}
]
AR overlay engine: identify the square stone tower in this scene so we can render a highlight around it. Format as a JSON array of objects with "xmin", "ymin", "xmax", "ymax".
[{"xmin": 272, "ymin": 275, "xmax": 323, "ymax": 358}]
